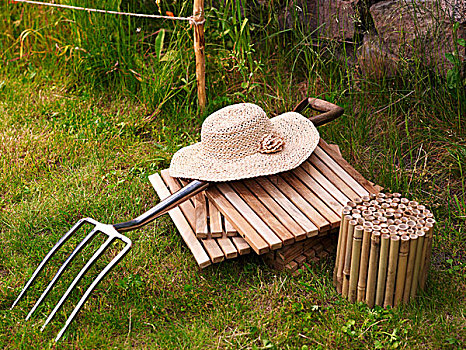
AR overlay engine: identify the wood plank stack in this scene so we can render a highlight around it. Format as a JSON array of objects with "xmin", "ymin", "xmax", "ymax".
[
  {"xmin": 149, "ymin": 140, "xmax": 380, "ymax": 271},
  {"xmin": 262, "ymin": 231, "xmax": 338, "ymax": 274},
  {"xmin": 333, "ymin": 192, "xmax": 435, "ymax": 307}
]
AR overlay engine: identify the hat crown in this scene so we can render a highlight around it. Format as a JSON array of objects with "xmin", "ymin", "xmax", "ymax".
[{"xmin": 201, "ymin": 103, "xmax": 277, "ymax": 160}]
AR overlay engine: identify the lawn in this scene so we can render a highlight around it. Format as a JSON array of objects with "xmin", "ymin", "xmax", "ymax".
[{"xmin": 0, "ymin": 1, "xmax": 465, "ymax": 349}]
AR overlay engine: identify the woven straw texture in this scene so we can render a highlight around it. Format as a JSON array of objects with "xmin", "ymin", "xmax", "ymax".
[{"xmin": 169, "ymin": 103, "xmax": 319, "ymax": 182}]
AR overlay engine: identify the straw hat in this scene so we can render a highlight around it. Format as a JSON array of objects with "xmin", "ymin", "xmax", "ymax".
[{"xmin": 169, "ymin": 103, "xmax": 319, "ymax": 182}]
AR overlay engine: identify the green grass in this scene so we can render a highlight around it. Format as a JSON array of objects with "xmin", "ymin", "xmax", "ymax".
[{"xmin": 1, "ymin": 1, "xmax": 465, "ymax": 349}]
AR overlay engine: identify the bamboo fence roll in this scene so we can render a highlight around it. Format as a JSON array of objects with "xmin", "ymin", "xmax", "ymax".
[{"xmin": 334, "ymin": 193, "xmax": 435, "ymax": 308}]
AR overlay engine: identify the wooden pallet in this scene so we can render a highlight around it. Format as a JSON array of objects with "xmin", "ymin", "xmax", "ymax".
[{"xmin": 149, "ymin": 139, "xmax": 379, "ymax": 267}]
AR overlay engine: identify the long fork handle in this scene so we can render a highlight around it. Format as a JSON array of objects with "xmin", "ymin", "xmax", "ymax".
[{"xmin": 113, "ymin": 179, "xmax": 209, "ymax": 232}]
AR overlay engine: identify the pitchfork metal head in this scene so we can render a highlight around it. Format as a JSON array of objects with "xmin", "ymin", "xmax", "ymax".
[
  {"xmin": 11, "ymin": 179, "xmax": 209, "ymax": 342},
  {"xmin": 11, "ymin": 218, "xmax": 132, "ymax": 342}
]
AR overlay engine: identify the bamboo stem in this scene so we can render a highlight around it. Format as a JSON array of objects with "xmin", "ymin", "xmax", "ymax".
[
  {"xmin": 420, "ymin": 222, "xmax": 434, "ymax": 290},
  {"xmin": 383, "ymin": 235, "xmax": 400, "ymax": 308},
  {"xmin": 366, "ymin": 231, "xmax": 380, "ymax": 308},
  {"xmin": 333, "ymin": 213, "xmax": 347, "ymax": 287},
  {"xmin": 342, "ymin": 220, "xmax": 357, "ymax": 297},
  {"xmin": 403, "ymin": 233, "xmax": 418, "ymax": 303},
  {"xmin": 348, "ymin": 226, "xmax": 364, "ymax": 302},
  {"xmin": 410, "ymin": 231, "xmax": 425, "ymax": 298},
  {"xmin": 375, "ymin": 233, "xmax": 390, "ymax": 306},
  {"xmin": 336, "ymin": 215, "xmax": 352, "ymax": 293},
  {"xmin": 357, "ymin": 227, "xmax": 372, "ymax": 302},
  {"xmin": 394, "ymin": 235, "xmax": 410, "ymax": 306},
  {"xmin": 193, "ymin": 0, "xmax": 206, "ymax": 111}
]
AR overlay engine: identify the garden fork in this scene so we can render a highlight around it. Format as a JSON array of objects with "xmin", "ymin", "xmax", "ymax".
[
  {"xmin": 11, "ymin": 97, "xmax": 343, "ymax": 342},
  {"xmin": 10, "ymin": 179, "xmax": 209, "ymax": 342}
]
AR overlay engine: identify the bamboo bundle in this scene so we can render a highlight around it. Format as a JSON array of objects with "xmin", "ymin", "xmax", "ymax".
[{"xmin": 334, "ymin": 193, "xmax": 435, "ymax": 308}]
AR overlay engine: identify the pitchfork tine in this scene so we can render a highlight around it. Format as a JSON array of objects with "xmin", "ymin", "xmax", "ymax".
[
  {"xmin": 41, "ymin": 234, "xmax": 115, "ymax": 331},
  {"xmin": 25, "ymin": 227, "xmax": 100, "ymax": 320},
  {"xmin": 54, "ymin": 235, "xmax": 131, "ymax": 342},
  {"xmin": 11, "ymin": 218, "xmax": 91, "ymax": 310}
]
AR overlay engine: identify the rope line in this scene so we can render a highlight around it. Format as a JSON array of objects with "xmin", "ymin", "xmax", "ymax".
[{"xmin": 10, "ymin": 0, "xmax": 206, "ymax": 25}]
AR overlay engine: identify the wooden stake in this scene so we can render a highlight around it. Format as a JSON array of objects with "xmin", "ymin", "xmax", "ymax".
[
  {"xmin": 336, "ymin": 215, "xmax": 352, "ymax": 293},
  {"xmin": 394, "ymin": 235, "xmax": 410, "ymax": 306},
  {"xmin": 357, "ymin": 227, "xmax": 372, "ymax": 302},
  {"xmin": 193, "ymin": 0, "xmax": 206, "ymax": 111},
  {"xmin": 383, "ymin": 235, "xmax": 400, "ymax": 308},
  {"xmin": 375, "ymin": 233, "xmax": 390, "ymax": 306},
  {"xmin": 366, "ymin": 231, "xmax": 380, "ymax": 308},
  {"xmin": 348, "ymin": 225, "xmax": 364, "ymax": 302},
  {"xmin": 342, "ymin": 220, "xmax": 357, "ymax": 297},
  {"xmin": 403, "ymin": 233, "xmax": 418, "ymax": 303}
]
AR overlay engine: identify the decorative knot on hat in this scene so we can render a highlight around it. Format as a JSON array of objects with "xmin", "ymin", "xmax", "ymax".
[{"xmin": 258, "ymin": 133, "xmax": 285, "ymax": 154}]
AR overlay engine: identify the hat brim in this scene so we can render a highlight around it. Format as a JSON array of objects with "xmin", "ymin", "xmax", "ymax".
[{"xmin": 168, "ymin": 112, "xmax": 319, "ymax": 182}]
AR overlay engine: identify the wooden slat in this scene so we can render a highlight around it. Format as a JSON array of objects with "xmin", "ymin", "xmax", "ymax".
[
  {"xmin": 319, "ymin": 139, "xmax": 379, "ymax": 194},
  {"xmin": 243, "ymin": 179, "xmax": 307, "ymax": 241},
  {"xmin": 230, "ymin": 181, "xmax": 295, "ymax": 246},
  {"xmin": 309, "ymin": 154, "xmax": 361, "ymax": 201},
  {"xmin": 148, "ymin": 174, "xmax": 211, "ymax": 268},
  {"xmin": 160, "ymin": 170, "xmax": 196, "ymax": 229},
  {"xmin": 300, "ymin": 160, "xmax": 351, "ymax": 206},
  {"xmin": 202, "ymin": 236, "xmax": 225, "ymax": 263},
  {"xmin": 269, "ymin": 174, "xmax": 331, "ymax": 231},
  {"xmin": 160, "ymin": 170, "xmax": 226, "ymax": 263},
  {"xmin": 313, "ymin": 146, "xmax": 369, "ymax": 197},
  {"xmin": 217, "ymin": 233, "xmax": 238, "ymax": 259},
  {"xmin": 206, "ymin": 187, "xmax": 269, "ymax": 255},
  {"xmin": 254, "ymin": 177, "xmax": 318, "ymax": 237},
  {"xmin": 194, "ymin": 194, "xmax": 208, "ymax": 239},
  {"xmin": 293, "ymin": 166, "xmax": 344, "ymax": 216},
  {"xmin": 208, "ymin": 199, "xmax": 223, "ymax": 238},
  {"xmin": 216, "ymin": 183, "xmax": 283, "ymax": 250},
  {"xmin": 327, "ymin": 143, "xmax": 342, "ymax": 156},
  {"xmin": 231, "ymin": 236, "xmax": 251, "ymax": 255},
  {"xmin": 224, "ymin": 217, "xmax": 237, "ymax": 237}
]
